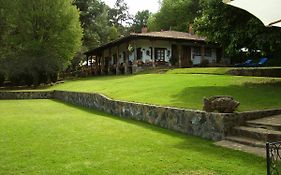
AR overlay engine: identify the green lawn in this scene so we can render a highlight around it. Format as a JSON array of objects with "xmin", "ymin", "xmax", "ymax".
[
  {"xmin": 0, "ymin": 100, "xmax": 266, "ymax": 175},
  {"xmin": 167, "ymin": 67, "xmax": 232, "ymax": 75},
  {"xmin": 43, "ymin": 73, "xmax": 281, "ymax": 111},
  {"xmin": 167, "ymin": 67, "xmax": 281, "ymax": 75}
]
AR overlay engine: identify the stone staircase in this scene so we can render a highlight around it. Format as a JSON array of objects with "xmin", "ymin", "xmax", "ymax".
[{"xmin": 215, "ymin": 114, "xmax": 281, "ymax": 157}]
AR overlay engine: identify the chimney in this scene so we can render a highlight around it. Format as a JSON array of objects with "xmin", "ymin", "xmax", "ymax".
[
  {"xmin": 141, "ymin": 25, "xmax": 148, "ymax": 33},
  {"xmin": 188, "ymin": 23, "xmax": 194, "ymax": 34}
]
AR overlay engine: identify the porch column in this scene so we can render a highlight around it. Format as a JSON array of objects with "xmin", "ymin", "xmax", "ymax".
[
  {"xmin": 132, "ymin": 41, "xmax": 137, "ymax": 74},
  {"xmin": 151, "ymin": 40, "xmax": 155, "ymax": 67},
  {"xmin": 99, "ymin": 56, "xmax": 102, "ymax": 74},
  {"xmin": 101, "ymin": 51, "xmax": 105, "ymax": 75},
  {"xmin": 90, "ymin": 56, "xmax": 94, "ymax": 74},
  {"xmin": 116, "ymin": 46, "xmax": 120, "ymax": 75},
  {"xmin": 200, "ymin": 45, "xmax": 205, "ymax": 64},
  {"xmin": 124, "ymin": 42, "xmax": 129, "ymax": 74},
  {"xmin": 95, "ymin": 56, "xmax": 98, "ymax": 75},
  {"xmin": 100, "ymin": 56, "xmax": 103, "ymax": 74},
  {"xmin": 178, "ymin": 45, "xmax": 182, "ymax": 68},
  {"xmin": 86, "ymin": 55, "xmax": 89, "ymax": 68},
  {"xmin": 108, "ymin": 48, "xmax": 112, "ymax": 75}
]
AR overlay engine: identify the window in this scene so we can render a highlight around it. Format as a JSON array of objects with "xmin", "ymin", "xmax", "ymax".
[
  {"xmin": 136, "ymin": 48, "xmax": 143, "ymax": 60},
  {"xmin": 113, "ymin": 54, "xmax": 117, "ymax": 64},
  {"xmin": 123, "ymin": 51, "xmax": 126, "ymax": 62},
  {"xmin": 205, "ymin": 48, "xmax": 212, "ymax": 57},
  {"xmin": 155, "ymin": 48, "xmax": 165, "ymax": 61},
  {"xmin": 193, "ymin": 47, "xmax": 201, "ymax": 56}
]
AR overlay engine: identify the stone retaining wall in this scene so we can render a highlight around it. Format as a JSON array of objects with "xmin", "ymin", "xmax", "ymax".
[
  {"xmin": 228, "ymin": 68, "xmax": 281, "ymax": 77},
  {"xmin": 0, "ymin": 91, "xmax": 53, "ymax": 99},
  {"xmin": 52, "ymin": 90, "xmax": 241, "ymax": 140},
  {"xmin": 1, "ymin": 90, "xmax": 281, "ymax": 141}
]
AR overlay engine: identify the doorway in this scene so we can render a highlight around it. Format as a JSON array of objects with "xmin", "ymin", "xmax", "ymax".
[{"xmin": 181, "ymin": 46, "xmax": 191, "ymax": 67}]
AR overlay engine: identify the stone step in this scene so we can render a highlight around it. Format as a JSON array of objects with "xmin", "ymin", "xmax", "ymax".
[
  {"xmin": 215, "ymin": 140, "xmax": 265, "ymax": 157},
  {"xmin": 247, "ymin": 115, "xmax": 281, "ymax": 131},
  {"xmin": 247, "ymin": 122, "xmax": 281, "ymax": 131},
  {"xmin": 225, "ymin": 136, "xmax": 265, "ymax": 148},
  {"xmin": 232, "ymin": 126, "xmax": 281, "ymax": 142}
]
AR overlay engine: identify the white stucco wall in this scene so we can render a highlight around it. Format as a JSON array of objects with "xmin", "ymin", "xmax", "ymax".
[
  {"xmin": 102, "ymin": 40, "xmax": 218, "ymax": 66},
  {"xmin": 191, "ymin": 47, "xmax": 217, "ymax": 65},
  {"xmin": 128, "ymin": 39, "xmax": 172, "ymax": 63}
]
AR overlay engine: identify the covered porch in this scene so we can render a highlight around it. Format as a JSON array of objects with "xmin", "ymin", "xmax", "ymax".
[{"xmin": 84, "ymin": 31, "xmax": 223, "ymax": 75}]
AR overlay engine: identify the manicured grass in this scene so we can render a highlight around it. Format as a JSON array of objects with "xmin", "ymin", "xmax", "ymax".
[
  {"xmin": 167, "ymin": 67, "xmax": 281, "ymax": 75},
  {"xmin": 0, "ymin": 100, "xmax": 267, "ymax": 174},
  {"xmin": 167, "ymin": 68, "xmax": 232, "ymax": 75},
  {"xmin": 44, "ymin": 73, "xmax": 281, "ymax": 111}
]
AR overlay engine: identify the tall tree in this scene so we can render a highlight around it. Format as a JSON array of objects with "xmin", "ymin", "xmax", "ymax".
[
  {"xmin": 0, "ymin": 1, "xmax": 18, "ymax": 62},
  {"xmin": 108, "ymin": 26, "xmax": 120, "ymax": 41},
  {"xmin": 193, "ymin": 0, "xmax": 281, "ymax": 60},
  {"xmin": 74, "ymin": 0, "xmax": 111, "ymax": 49},
  {"xmin": 148, "ymin": 0, "xmax": 201, "ymax": 31},
  {"xmin": 108, "ymin": 0, "xmax": 131, "ymax": 28},
  {"xmin": 0, "ymin": 0, "xmax": 82, "ymax": 85},
  {"xmin": 132, "ymin": 10, "xmax": 151, "ymax": 33},
  {"xmin": 0, "ymin": 1, "xmax": 17, "ymax": 84}
]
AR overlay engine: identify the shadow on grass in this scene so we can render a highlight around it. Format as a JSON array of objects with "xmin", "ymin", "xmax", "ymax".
[
  {"xmin": 62, "ymin": 74, "xmax": 133, "ymax": 82},
  {"xmin": 0, "ymin": 75, "xmax": 134, "ymax": 91},
  {"xmin": 170, "ymin": 83, "xmax": 281, "ymax": 111},
  {"xmin": 51, "ymin": 99, "xmax": 266, "ymax": 165},
  {"xmin": 51, "ymin": 99, "xmax": 193, "ymax": 140}
]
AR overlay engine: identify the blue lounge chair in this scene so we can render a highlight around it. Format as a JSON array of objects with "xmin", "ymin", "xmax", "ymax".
[
  {"xmin": 234, "ymin": 59, "xmax": 253, "ymax": 67},
  {"xmin": 249, "ymin": 57, "xmax": 268, "ymax": 67}
]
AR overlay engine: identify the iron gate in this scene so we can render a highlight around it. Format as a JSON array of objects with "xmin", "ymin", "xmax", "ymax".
[{"xmin": 266, "ymin": 142, "xmax": 281, "ymax": 175}]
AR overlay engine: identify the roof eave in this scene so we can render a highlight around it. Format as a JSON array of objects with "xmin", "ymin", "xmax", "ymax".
[{"xmin": 84, "ymin": 34, "xmax": 212, "ymax": 56}]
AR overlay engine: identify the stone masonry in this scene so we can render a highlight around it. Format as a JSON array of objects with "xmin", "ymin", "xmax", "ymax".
[
  {"xmin": 0, "ymin": 91, "xmax": 53, "ymax": 99},
  {"xmin": 1, "ymin": 90, "xmax": 281, "ymax": 141}
]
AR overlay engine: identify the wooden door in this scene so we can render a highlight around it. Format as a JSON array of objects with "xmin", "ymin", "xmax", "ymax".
[{"xmin": 181, "ymin": 46, "xmax": 191, "ymax": 67}]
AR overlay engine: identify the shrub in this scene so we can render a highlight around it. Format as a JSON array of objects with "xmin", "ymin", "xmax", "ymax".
[
  {"xmin": 37, "ymin": 72, "xmax": 48, "ymax": 85},
  {"xmin": 9, "ymin": 73, "xmax": 22, "ymax": 86},
  {"xmin": 22, "ymin": 74, "xmax": 34, "ymax": 86},
  {"xmin": 0, "ymin": 72, "xmax": 5, "ymax": 86},
  {"xmin": 50, "ymin": 73, "xmax": 58, "ymax": 83},
  {"xmin": 9, "ymin": 73, "xmax": 34, "ymax": 86},
  {"xmin": 1, "ymin": 0, "xmax": 82, "ymax": 86}
]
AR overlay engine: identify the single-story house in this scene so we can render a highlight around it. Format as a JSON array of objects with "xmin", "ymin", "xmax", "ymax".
[{"xmin": 85, "ymin": 27, "xmax": 226, "ymax": 75}]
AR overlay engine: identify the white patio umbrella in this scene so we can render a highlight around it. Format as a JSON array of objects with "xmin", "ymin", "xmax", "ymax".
[{"xmin": 223, "ymin": 0, "xmax": 281, "ymax": 27}]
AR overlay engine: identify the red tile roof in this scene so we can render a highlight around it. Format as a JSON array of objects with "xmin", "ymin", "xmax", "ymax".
[
  {"xmin": 85, "ymin": 30, "xmax": 207, "ymax": 55},
  {"xmin": 130, "ymin": 31, "xmax": 206, "ymax": 41}
]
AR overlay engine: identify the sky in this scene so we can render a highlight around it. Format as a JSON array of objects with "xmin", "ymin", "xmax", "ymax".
[{"xmin": 102, "ymin": 0, "xmax": 160, "ymax": 15}]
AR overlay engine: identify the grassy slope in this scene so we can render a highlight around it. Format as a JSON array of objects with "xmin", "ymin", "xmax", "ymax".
[
  {"xmin": 167, "ymin": 68, "xmax": 232, "ymax": 75},
  {"xmin": 0, "ymin": 100, "xmax": 266, "ymax": 175},
  {"xmin": 167, "ymin": 67, "xmax": 281, "ymax": 75},
  {"xmin": 45, "ymin": 74, "xmax": 281, "ymax": 111}
]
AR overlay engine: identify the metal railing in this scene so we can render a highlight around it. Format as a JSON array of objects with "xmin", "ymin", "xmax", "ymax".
[{"xmin": 266, "ymin": 142, "xmax": 281, "ymax": 175}]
